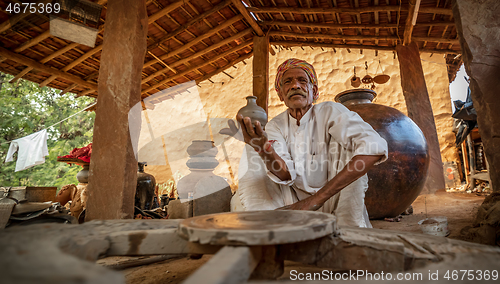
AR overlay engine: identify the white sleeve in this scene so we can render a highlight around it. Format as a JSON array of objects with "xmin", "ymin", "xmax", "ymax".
[
  {"xmin": 5, "ymin": 141, "xmax": 19, "ymax": 163},
  {"xmin": 264, "ymin": 120, "xmax": 297, "ymax": 185},
  {"xmin": 327, "ymin": 104, "xmax": 388, "ymax": 164}
]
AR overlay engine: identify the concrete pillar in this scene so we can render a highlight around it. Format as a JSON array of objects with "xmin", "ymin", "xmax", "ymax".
[
  {"xmin": 396, "ymin": 42, "xmax": 446, "ymax": 194},
  {"xmin": 453, "ymin": 0, "xmax": 500, "ymax": 193},
  {"xmin": 253, "ymin": 35, "xmax": 269, "ymax": 113},
  {"xmin": 86, "ymin": 0, "xmax": 148, "ymax": 220}
]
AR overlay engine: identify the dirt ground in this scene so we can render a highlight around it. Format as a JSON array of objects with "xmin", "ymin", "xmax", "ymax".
[{"xmin": 97, "ymin": 191, "xmax": 486, "ymax": 284}]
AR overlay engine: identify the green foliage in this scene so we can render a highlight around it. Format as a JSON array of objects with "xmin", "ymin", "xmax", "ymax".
[{"xmin": 0, "ymin": 72, "xmax": 95, "ymax": 188}]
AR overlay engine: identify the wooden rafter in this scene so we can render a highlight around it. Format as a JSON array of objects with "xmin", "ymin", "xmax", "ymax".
[
  {"xmin": 143, "ymin": 28, "xmax": 252, "ymax": 84},
  {"xmin": 14, "ymin": 30, "xmax": 51, "ymax": 53},
  {"xmin": 142, "ymin": 42, "xmax": 252, "ymax": 94},
  {"xmin": 270, "ymin": 31, "xmax": 399, "ymax": 42},
  {"xmin": 246, "ymin": 6, "xmax": 452, "ymax": 16},
  {"xmin": 147, "ymin": 0, "xmax": 232, "ymax": 50},
  {"xmin": 260, "ymin": 20, "xmax": 398, "ymax": 30},
  {"xmin": 272, "ymin": 40, "xmax": 458, "ymax": 54},
  {"xmin": 230, "ymin": 0, "xmax": 264, "ymax": 36},
  {"xmin": 147, "ymin": 0, "xmax": 185, "ymax": 24},
  {"xmin": 0, "ymin": 46, "xmax": 97, "ymax": 90},
  {"xmin": 403, "ymin": 0, "xmax": 422, "ymax": 45}
]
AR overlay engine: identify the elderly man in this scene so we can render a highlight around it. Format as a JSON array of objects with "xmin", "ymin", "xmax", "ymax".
[{"xmin": 236, "ymin": 58, "xmax": 388, "ymax": 227}]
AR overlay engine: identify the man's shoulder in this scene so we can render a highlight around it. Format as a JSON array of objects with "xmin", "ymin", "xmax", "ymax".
[
  {"xmin": 268, "ymin": 109, "xmax": 289, "ymax": 125},
  {"xmin": 314, "ymin": 101, "xmax": 349, "ymax": 114}
]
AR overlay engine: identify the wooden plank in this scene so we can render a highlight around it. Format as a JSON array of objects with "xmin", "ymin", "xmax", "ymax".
[
  {"xmin": 107, "ymin": 228, "xmax": 222, "ymax": 255},
  {"xmin": 396, "ymin": 42, "xmax": 446, "ymax": 193},
  {"xmin": 230, "ymin": 0, "xmax": 264, "ymax": 36},
  {"xmin": 252, "ymin": 35, "xmax": 269, "ymax": 113},
  {"xmin": 183, "ymin": 246, "xmax": 261, "ymax": 284},
  {"xmin": 467, "ymin": 134, "xmax": 476, "ymax": 188},
  {"xmin": 0, "ymin": 46, "xmax": 97, "ymax": 90},
  {"xmin": 461, "ymin": 140, "xmax": 470, "ymax": 184}
]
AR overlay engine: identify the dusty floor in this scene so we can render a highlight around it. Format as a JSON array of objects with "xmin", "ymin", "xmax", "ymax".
[{"xmin": 98, "ymin": 191, "xmax": 486, "ymax": 284}]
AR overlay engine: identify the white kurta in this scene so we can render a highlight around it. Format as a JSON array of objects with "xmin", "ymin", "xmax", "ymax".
[{"xmin": 265, "ymin": 102, "xmax": 388, "ymax": 227}]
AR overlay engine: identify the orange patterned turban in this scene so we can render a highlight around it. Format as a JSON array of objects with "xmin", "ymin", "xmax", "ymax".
[{"xmin": 274, "ymin": 58, "xmax": 319, "ymax": 101}]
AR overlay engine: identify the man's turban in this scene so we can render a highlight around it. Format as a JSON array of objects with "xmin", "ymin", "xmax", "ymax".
[{"xmin": 274, "ymin": 58, "xmax": 319, "ymax": 101}]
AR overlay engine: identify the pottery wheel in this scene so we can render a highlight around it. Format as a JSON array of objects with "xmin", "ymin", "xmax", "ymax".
[{"xmin": 178, "ymin": 210, "xmax": 337, "ymax": 245}]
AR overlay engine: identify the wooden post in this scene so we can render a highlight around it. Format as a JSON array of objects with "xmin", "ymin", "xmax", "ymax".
[
  {"xmin": 467, "ymin": 134, "xmax": 476, "ymax": 190},
  {"xmin": 453, "ymin": 0, "xmax": 500, "ymax": 193},
  {"xmin": 253, "ymin": 35, "xmax": 269, "ymax": 113},
  {"xmin": 396, "ymin": 42, "xmax": 446, "ymax": 194},
  {"xmin": 86, "ymin": 0, "xmax": 148, "ymax": 220},
  {"xmin": 461, "ymin": 140, "xmax": 470, "ymax": 185}
]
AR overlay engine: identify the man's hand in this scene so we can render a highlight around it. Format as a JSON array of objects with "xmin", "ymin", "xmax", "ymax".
[
  {"xmin": 276, "ymin": 195, "xmax": 324, "ymax": 211},
  {"xmin": 236, "ymin": 114, "xmax": 268, "ymax": 152}
]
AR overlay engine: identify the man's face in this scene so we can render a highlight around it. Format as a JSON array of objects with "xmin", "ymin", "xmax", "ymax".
[{"xmin": 277, "ymin": 68, "xmax": 318, "ymax": 109}]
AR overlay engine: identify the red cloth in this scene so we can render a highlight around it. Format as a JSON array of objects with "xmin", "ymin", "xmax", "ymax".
[{"xmin": 58, "ymin": 143, "xmax": 92, "ymax": 162}]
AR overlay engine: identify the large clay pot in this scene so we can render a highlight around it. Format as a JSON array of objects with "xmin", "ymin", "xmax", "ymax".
[
  {"xmin": 237, "ymin": 96, "xmax": 268, "ymax": 127},
  {"xmin": 135, "ymin": 162, "xmax": 158, "ymax": 210},
  {"xmin": 335, "ymin": 89, "xmax": 430, "ymax": 219}
]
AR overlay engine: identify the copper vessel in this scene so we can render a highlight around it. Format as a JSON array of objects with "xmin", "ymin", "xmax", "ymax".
[{"xmin": 335, "ymin": 89, "xmax": 430, "ymax": 219}]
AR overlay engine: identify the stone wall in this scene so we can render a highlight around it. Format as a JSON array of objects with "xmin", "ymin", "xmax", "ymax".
[{"xmin": 147, "ymin": 48, "xmax": 458, "ymax": 191}]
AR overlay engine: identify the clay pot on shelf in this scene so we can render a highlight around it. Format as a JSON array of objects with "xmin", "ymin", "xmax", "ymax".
[
  {"xmin": 335, "ymin": 89, "xmax": 430, "ymax": 219},
  {"xmin": 237, "ymin": 96, "xmax": 268, "ymax": 128}
]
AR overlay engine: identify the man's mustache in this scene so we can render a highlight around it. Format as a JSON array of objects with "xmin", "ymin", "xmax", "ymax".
[{"xmin": 287, "ymin": 89, "xmax": 307, "ymax": 99}]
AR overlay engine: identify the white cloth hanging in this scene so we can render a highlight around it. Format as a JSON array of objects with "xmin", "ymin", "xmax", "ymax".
[{"xmin": 5, "ymin": 129, "xmax": 49, "ymax": 172}]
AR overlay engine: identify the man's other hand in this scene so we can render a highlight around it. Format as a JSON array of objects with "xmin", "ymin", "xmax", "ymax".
[{"xmin": 276, "ymin": 195, "xmax": 323, "ymax": 211}]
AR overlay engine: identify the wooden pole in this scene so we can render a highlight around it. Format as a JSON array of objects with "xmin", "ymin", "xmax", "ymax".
[
  {"xmin": 252, "ymin": 35, "xmax": 269, "ymax": 113},
  {"xmin": 86, "ymin": 0, "xmax": 148, "ymax": 220},
  {"xmin": 453, "ymin": 0, "xmax": 500, "ymax": 193},
  {"xmin": 396, "ymin": 41, "xmax": 446, "ymax": 194}
]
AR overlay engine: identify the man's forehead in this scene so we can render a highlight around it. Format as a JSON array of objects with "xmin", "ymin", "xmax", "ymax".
[{"xmin": 282, "ymin": 68, "xmax": 309, "ymax": 79}]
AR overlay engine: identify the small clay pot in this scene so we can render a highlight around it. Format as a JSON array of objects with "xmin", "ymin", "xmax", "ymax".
[
  {"xmin": 361, "ymin": 75, "xmax": 373, "ymax": 84},
  {"xmin": 237, "ymin": 96, "xmax": 268, "ymax": 127},
  {"xmin": 351, "ymin": 76, "xmax": 361, "ymax": 87},
  {"xmin": 373, "ymin": 74, "xmax": 390, "ymax": 84}
]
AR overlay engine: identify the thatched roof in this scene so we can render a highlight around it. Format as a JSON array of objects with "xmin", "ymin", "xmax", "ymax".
[{"xmin": 0, "ymin": 0, "xmax": 461, "ymax": 99}]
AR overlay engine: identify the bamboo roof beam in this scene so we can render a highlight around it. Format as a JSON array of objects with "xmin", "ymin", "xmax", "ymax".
[
  {"xmin": 403, "ymin": 0, "xmax": 421, "ymax": 45},
  {"xmin": 147, "ymin": 0, "xmax": 185, "ymax": 24},
  {"xmin": 142, "ymin": 42, "xmax": 252, "ymax": 94},
  {"xmin": 246, "ymin": 6, "xmax": 452, "ymax": 15},
  {"xmin": 40, "ymin": 45, "xmax": 104, "ymax": 87},
  {"xmin": 142, "ymin": 28, "xmax": 252, "ymax": 84},
  {"xmin": 195, "ymin": 52, "xmax": 253, "ymax": 84},
  {"xmin": 272, "ymin": 40, "xmax": 458, "ymax": 54},
  {"xmin": 147, "ymin": 0, "xmax": 232, "ymax": 50},
  {"xmin": 258, "ymin": 21, "xmax": 398, "ymax": 29},
  {"xmin": 269, "ymin": 30, "xmax": 399, "ymax": 42},
  {"xmin": 143, "ymin": 16, "xmax": 245, "ymax": 68},
  {"xmin": 9, "ymin": 42, "xmax": 80, "ymax": 83},
  {"xmin": 230, "ymin": 0, "xmax": 264, "ymax": 36},
  {"xmin": 411, "ymin": 36, "xmax": 458, "ymax": 44},
  {"xmin": 0, "ymin": 46, "xmax": 97, "ymax": 90},
  {"xmin": 14, "ymin": 30, "xmax": 51, "ymax": 53}
]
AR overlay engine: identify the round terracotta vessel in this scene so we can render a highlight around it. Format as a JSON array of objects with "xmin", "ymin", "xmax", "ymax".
[
  {"xmin": 237, "ymin": 96, "xmax": 268, "ymax": 127},
  {"xmin": 335, "ymin": 89, "xmax": 430, "ymax": 219}
]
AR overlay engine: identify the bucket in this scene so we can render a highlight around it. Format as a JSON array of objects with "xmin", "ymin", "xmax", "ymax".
[{"xmin": 418, "ymin": 216, "xmax": 450, "ymax": 237}]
